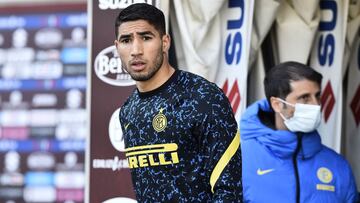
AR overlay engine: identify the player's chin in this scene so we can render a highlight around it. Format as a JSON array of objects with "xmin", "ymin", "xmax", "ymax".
[{"xmin": 130, "ymin": 72, "xmax": 151, "ymax": 81}]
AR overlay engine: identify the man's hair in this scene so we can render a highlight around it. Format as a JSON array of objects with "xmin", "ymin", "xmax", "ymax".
[
  {"xmin": 264, "ymin": 61, "xmax": 323, "ymax": 105},
  {"xmin": 115, "ymin": 3, "xmax": 166, "ymax": 40}
]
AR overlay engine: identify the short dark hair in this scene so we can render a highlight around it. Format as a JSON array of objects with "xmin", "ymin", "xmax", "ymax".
[
  {"xmin": 264, "ymin": 61, "xmax": 323, "ymax": 105},
  {"xmin": 115, "ymin": 3, "xmax": 166, "ymax": 40}
]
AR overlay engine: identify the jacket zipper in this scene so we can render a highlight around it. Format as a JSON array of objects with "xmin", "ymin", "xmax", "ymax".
[{"xmin": 293, "ymin": 133, "xmax": 303, "ymax": 203}]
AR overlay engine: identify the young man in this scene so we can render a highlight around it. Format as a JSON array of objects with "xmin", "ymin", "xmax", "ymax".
[
  {"xmin": 115, "ymin": 3, "xmax": 242, "ymax": 202},
  {"xmin": 241, "ymin": 61, "xmax": 358, "ymax": 203}
]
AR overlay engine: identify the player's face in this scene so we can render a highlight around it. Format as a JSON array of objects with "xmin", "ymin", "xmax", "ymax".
[{"xmin": 115, "ymin": 20, "xmax": 166, "ymax": 81}]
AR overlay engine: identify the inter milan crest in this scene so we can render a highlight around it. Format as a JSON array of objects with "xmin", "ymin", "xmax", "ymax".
[
  {"xmin": 317, "ymin": 167, "xmax": 333, "ymax": 183},
  {"xmin": 152, "ymin": 108, "xmax": 167, "ymax": 132}
]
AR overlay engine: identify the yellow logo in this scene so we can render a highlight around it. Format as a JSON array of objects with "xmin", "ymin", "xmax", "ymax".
[
  {"xmin": 152, "ymin": 108, "xmax": 167, "ymax": 132},
  {"xmin": 317, "ymin": 167, "xmax": 333, "ymax": 183},
  {"xmin": 257, "ymin": 168, "xmax": 274, "ymax": 175},
  {"xmin": 125, "ymin": 143, "xmax": 179, "ymax": 168},
  {"xmin": 124, "ymin": 123, "xmax": 130, "ymax": 130}
]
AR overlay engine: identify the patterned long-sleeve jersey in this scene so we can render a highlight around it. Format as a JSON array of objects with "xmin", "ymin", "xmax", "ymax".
[{"xmin": 119, "ymin": 69, "xmax": 242, "ymax": 202}]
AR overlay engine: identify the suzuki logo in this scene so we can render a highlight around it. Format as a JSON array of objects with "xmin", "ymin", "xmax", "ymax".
[
  {"xmin": 350, "ymin": 85, "xmax": 360, "ymax": 127},
  {"xmin": 321, "ymin": 81, "xmax": 335, "ymax": 122},
  {"xmin": 222, "ymin": 79, "xmax": 241, "ymax": 114},
  {"xmin": 98, "ymin": 0, "xmax": 152, "ymax": 10}
]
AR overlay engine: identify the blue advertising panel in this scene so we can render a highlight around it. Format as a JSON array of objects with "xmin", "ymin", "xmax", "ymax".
[{"xmin": 0, "ymin": 3, "xmax": 87, "ymax": 203}]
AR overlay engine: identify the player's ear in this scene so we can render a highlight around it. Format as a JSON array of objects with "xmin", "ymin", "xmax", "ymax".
[
  {"xmin": 114, "ymin": 39, "xmax": 119, "ymax": 47},
  {"xmin": 270, "ymin": 97, "xmax": 283, "ymax": 113},
  {"xmin": 162, "ymin": 34, "xmax": 170, "ymax": 53}
]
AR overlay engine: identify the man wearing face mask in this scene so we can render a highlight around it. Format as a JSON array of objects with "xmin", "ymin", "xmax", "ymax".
[{"xmin": 240, "ymin": 61, "xmax": 358, "ymax": 203}]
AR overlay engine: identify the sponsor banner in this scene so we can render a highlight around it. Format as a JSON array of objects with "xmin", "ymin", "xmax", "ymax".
[
  {"xmin": 215, "ymin": 0, "xmax": 254, "ymax": 122},
  {"xmin": 35, "ymin": 28, "xmax": 63, "ymax": 49},
  {"xmin": 36, "ymin": 49, "xmax": 61, "ymax": 61},
  {"xmin": 63, "ymin": 64, "xmax": 87, "ymax": 76},
  {"xmin": 0, "ymin": 90, "xmax": 85, "ymax": 110},
  {"xmin": 56, "ymin": 123, "xmax": 87, "ymax": 140},
  {"xmin": 0, "ymin": 13, "xmax": 87, "ymax": 30},
  {"xmin": 24, "ymin": 171, "xmax": 55, "ymax": 186},
  {"xmin": 54, "ymin": 171, "xmax": 85, "ymax": 188},
  {"xmin": 29, "ymin": 109, "xmax": 58, "ymax": 127},
  {"xmin": 92, "ymin": 156, "xmax": 129, "ymax": 171},
  {"xmin": 345, "ymin": 32, "xmax": 360, "ymax": 191},
  {"xmin": 1, "ymin": 127, "xmax": 29, "ymax": 140},
  {"xmin": 58, "ymin": 109, "xmax": 86, "ymax": 124},
  {"xmin": 309, "ymin": 0, "xmax": 349, "ymax": 152},
  {"xmin": 55, "ymin": 140, "xmax": 85, "ymax": 152},
  {"xmin": 103, "ymin": 197, "xmax": 137, "ymax": 203},
  {"xmin": 0, "ymin": 140, "xmax": 85, "ymax": 152},
  {"xmin": 61, "ymin": 47, "xmax": 87, "ymax": 64},
  {"xmin": 27, "ymin": 152, "xmax": 56, "ymax": 170},
  {"xmin": 0, "ymin": 173, "xmax": 24, "ymax": 186},
  {"xmin": 56, "ymin": 188, "xmax": 84, "ymax": 202},
  {"xmin": 94, "ymin": 45, "xmax": 135, "ymax": 86},
  {"xmin": 1, "ymin": 47, "xmax": 35, "ymax": 63},
  {"xmin": 29, "ymin": 127, "xmax": 56, "ymax": 138},
  {"xmin": 1, "ymin": 60, "xmax": 63, "ymax": 80},
  {"xmin": 0, "ymin": 77, "xmax": 87, "ymax": 91},
  {"xmin": 56, "ymin": 151, "xmax": 84, "ymax": 171},
  {"xmin": 98, "ymin": 0, "xmax": 153, "ymax": 10},
  {"xmin": 23, "ymin": 186, "xmax": 56, "ymax": 202},
  {"xmin": 32, "ymin": 93, "xmax": 58, "ymax": 107},
  {"xmin": 0, "ymin": 110, "xmax": 29, "ymax": 127},
  {"xmin": 88, "ymin": 0, "xmax": 159, "ymax": 202},
  {"xmin": 0, "ymin": 187, "xmax": 23, "ymax": 200},
  {"xmin": 0, "ymin": 4, "xmax": 87, "ymax": 203}
]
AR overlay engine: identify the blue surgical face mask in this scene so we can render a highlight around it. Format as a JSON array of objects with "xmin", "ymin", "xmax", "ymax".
[{"xmin": 277, "ymin": 98, "xmax": 321, "ymax": 133}]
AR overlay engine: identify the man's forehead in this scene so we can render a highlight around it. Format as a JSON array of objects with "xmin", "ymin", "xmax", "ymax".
[
  {"xmin": 118, "ymin": 20, "xmax": 156, "ymax": 34},
  {"xmin": 289, "ymin": 80, "xmax": 321, "ymax": 95}
]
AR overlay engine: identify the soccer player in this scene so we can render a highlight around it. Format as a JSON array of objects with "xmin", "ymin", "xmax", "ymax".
[{"xmin": 115, "ymin": 3, "xmax": 242, "ymax": 202}]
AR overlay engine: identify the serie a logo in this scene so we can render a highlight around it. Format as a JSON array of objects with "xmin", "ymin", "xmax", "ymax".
[{"xmin": 152, "ymin": 108, "xmax": 167, "ymax": 132}]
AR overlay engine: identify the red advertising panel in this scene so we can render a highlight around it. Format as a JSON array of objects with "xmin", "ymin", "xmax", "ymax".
[
  {"xmin": 0, "ymin": 3, "xmax": 87, "ymax": 203},
  {"xmin": 87, "ymin": 0, "xmax": 156, "ymax": 202}
]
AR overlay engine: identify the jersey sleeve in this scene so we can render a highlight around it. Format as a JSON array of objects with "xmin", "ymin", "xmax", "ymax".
[{"xmin": 197, "ymin": 87, "xmax": 243, "ymax": 202}]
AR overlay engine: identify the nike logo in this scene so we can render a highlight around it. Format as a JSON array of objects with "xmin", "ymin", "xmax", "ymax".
[
  {"xmin": 257, "ymin": 168, "xmax": 274, "ymax": 175},
  {"xmin": 124, "ymin": 123, "xmax": 130, "ymax": 130}
]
